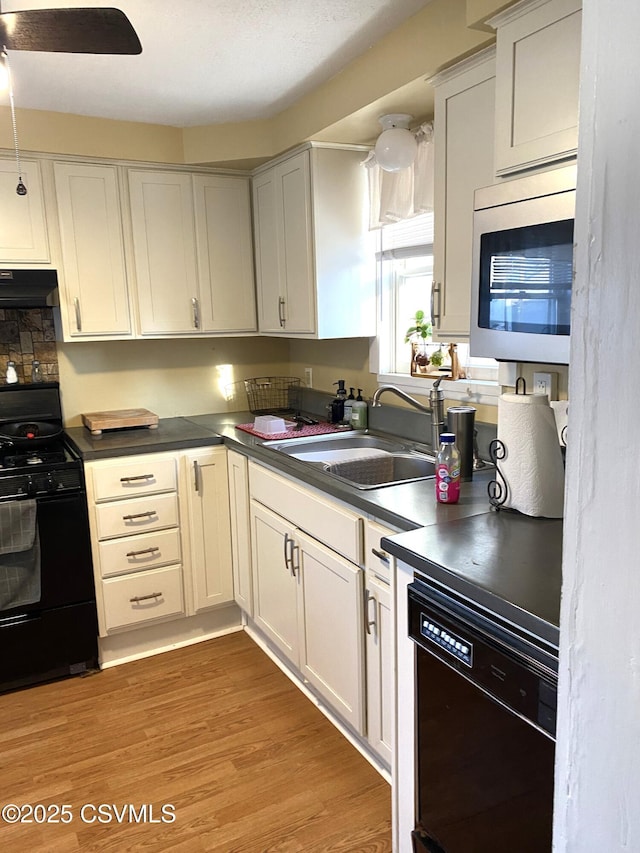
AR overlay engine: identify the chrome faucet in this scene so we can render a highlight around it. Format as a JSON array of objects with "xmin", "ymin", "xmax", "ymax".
[{"xmin": 371, "ymin": 378, "xmax": 445, "ymax": 452}]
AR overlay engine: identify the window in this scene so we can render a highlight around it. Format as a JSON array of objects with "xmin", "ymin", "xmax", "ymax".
[{"xmin": 374, "ymin": 213, "xmax": 499, "ymax": 400}]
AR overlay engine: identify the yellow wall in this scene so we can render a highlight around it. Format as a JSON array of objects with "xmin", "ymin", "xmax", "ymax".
[
  {"xmin": 0, "ymin": 0, "xmax": 508, "ymax": 167},
  {"xmin": 58, "ymin": 337, "xmax": 290, "ymax": 426}
]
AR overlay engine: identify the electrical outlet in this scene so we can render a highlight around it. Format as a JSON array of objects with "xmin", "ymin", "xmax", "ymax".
[
  {"xmin": 533, "ymin": 371, "xmax": 558, "ymax": 400},
  {"xmin": 304, "ymin": 367, "xmax": 313, "ymax": 388}
]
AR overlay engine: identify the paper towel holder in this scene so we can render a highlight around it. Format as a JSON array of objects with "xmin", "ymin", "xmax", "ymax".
[{"xmin": 488, "ymin": 438, "xmax": 509, "ymax": 509}]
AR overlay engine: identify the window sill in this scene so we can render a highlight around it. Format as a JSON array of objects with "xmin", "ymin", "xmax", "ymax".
[{"xmin": 376, "ymin": 372, "xmax": 500, "ymax": 407}]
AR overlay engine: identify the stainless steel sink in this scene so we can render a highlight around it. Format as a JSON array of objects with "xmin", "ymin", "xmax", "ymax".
[
  {"xmin": 262, "ymin": 431, "xmax": 435, "ymax": 489},
  {"xmin": 263, "ymin": 431, "xmax": 410, "ymax": 459},
  {"xmin": 325, "ymin": 452, "xmax": 436, "ymax": 489}
]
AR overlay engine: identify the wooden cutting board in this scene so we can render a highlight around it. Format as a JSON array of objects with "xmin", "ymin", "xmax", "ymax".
[{"xmin": 82, "ymin": 408, "xmax": 159, "ymax": 435}]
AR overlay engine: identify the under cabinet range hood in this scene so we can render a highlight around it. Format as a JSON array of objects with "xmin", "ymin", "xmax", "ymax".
[{"xmin": 0, "ymin": 269, "xmax": 59, "ymax": 308}]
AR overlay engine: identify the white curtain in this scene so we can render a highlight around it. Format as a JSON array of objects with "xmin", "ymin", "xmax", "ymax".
[{"xmin": 363, "ymin": 121, "xmax": 434, "ymax": 229}]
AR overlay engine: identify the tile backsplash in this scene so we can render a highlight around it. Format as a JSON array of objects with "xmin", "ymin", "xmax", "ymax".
[{"xmin": 0, "ymin": 308, "xmax": 59, "ymax": 384}]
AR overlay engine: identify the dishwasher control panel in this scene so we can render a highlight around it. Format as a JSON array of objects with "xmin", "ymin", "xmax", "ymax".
[{"xmin": 420, "ymin": 613, "xmax": 473, "ymax": 667}]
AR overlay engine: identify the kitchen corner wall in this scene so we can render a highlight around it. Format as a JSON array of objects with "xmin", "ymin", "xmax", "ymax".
[
  {"xmin": 0, "ymin": 307, "xmax": 60, "ymax": 384},
  {"xmin": 57, "ymin": 337, "xmax": 290, "ymax": 426}
]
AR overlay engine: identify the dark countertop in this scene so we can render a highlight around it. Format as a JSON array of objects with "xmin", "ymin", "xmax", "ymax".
[
  {"xmin": 185, "ymin": 412, "xmax": 493, "ymax": 532},
  {"xmin": 382, "ymin": 512, "xmax": 562, "ymax": 648},
  {"xmin": 64, "ymin": 410, "xmax": 562, "ymax": 644},
  {"xmin": 64, "ymin": 417, "xmax": 223, "ymax": 459}
]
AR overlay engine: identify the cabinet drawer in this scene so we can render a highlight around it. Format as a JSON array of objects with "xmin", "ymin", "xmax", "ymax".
[
  {"xmin": 98, "ymin": 528, "xmax": 182, "ymax": 578},
  {"xmin": 249, "ymin": 462, "xmax": 362, "ymax": 564},
  {"xmin": 95, "ymin": 492, "xmax": 179, "ymax": 541},
  {"xmin": 92, "ymin": 456, "xmax": 177, "ymax": 501},
  {"xmin": 102, "ymin": 564, "xmax": 185, "ymax": 632}
]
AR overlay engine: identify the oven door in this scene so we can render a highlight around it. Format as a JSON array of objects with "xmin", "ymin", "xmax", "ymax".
[
  {"xmin": 0, "ymin": 492, "xmax": 98, "ymax": 691},
  {"xmin": 0, "ymin": 492, "xmax": 95, "ymax": 619}
]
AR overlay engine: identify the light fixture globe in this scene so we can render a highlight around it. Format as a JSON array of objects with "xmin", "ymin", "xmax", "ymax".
[{"xmin": 374, "ymin": 113, "xmax": 417, "ymax": 172}]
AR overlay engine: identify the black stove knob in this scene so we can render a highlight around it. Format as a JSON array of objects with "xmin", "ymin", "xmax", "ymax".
[{"xmin": 25, "ymin": 476, "xmax": 37, "ymax": 496}]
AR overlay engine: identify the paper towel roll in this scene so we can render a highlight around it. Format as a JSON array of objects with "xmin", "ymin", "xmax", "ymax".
[{"xmin": 497, "ymin": 392, "xmax": 565, "ymax": 518}]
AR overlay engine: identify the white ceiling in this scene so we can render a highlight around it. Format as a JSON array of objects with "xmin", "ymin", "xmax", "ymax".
[{"xmin": 1, "ymin": 0, "xmax": 434, "ymax": 128}]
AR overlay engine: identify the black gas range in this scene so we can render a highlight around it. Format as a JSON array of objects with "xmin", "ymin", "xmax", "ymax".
[{"xmin": 0, "ymin": 382, "xmax": 98, "ymax": 693}]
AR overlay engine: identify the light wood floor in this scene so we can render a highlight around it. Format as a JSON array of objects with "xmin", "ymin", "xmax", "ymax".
[{"xmin": 0, "ymin": 631, "xmax": 391, "ymax": 852}]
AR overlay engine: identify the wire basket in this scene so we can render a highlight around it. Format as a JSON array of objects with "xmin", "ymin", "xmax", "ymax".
[{"xmin": 227, "ymin": 376, "xmax": 303, "ymax": 415}]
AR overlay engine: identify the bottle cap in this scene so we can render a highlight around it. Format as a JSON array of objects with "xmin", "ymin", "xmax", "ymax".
[{"xmin": 440, "ymin": 433, "xmax": 456, "ymax": 444}]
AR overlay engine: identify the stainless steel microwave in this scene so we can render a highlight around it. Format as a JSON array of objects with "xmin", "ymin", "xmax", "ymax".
[{"xmin": 470, "ymin": 164, "xmax": 576, "ymax": 365}]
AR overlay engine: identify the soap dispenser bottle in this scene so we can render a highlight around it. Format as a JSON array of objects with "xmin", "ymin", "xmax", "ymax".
[
  {"xmin": 329, "ymin": 380, "xmax": 347, "ymax": 424},
  {"xmin": 351, "ymin": 389, "xmax": 368, "ymax": 429},
  {"xmin": 344, "ymin": 388, "xmax": 355, "ymax": 424}
]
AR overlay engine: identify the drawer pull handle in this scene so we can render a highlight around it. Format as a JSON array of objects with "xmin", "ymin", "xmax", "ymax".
[
  {"xmin": 365, "ymin": 589, "xmax": 377, "ymax": 635},
  {"xmin": 371, "ymin": 547, "xmax": 390, "ymax": 564},
  {"xmin": 122, "ymin": 511, "xmax": 158, "ymax": 521},
  {"xmin": 120, "ymin": 474, "xmax": 154, "ymax": 483},
  {"xmin": 129, "ymin": 591, "xmax": 162, "ymax": 604},
  {"xmin": 125, "ymin": 546, "xmax": 161, "ymax": 558}
]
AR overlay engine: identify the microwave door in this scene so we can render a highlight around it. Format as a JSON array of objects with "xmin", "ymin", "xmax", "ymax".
[{"xmin": 470, "ymin": 188, "xmax": 575, "ymax": 365}]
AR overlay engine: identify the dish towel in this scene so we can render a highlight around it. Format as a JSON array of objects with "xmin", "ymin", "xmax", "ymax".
[
  {"xmin": 0, "ymin": 499, "xmax": 41, "ymax": 610},
  {"xmin": 497, "ymin": 393, "xmax": 565, "ymax": 518}
]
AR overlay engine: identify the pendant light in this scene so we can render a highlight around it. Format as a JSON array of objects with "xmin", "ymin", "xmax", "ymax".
[
  {"xmin": 1, "ymin": 48, "xmax": 27, "ymax": 195},
  {"xmin": 374, "ymin": 113, "xmax": 418, "ymax": 173}
]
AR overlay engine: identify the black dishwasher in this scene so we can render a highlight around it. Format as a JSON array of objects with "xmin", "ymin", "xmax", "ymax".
[{"xmin": 408, "ymin": 577, "xmax": 557, "ymax": 853}]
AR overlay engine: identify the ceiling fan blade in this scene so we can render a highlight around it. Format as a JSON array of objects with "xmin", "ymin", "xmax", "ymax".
[{"xmin": 0, "ymin": 7, "xmax": 142, "ymax": 55}]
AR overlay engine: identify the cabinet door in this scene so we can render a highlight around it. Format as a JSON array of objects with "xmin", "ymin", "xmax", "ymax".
[
  {"xmin": 54, "ymin": 162, "xmax": 132, "ymax": 338},
  {"xmin": 252, "ymin": 168, "xmax": 283, "ymax": 332},
  {"xmin": 193, "ymin": 174, "xmax": 256, "ymax": 333},
  {"xmin": 297, "ymin": 528, "xmax": 365, "ymax": 734},
  {"xmin": 128, "ymin": 170, "xmax": 200, "ymax": 334},
  {"xmin": 227, "ymin": 450, "xmax": 253, "ymax": 615},
  {"xmin": 493, "ymin": 0, "xmax": 582, "ymax": 175},
  {"xmin": 365, "ymin": 573, "xmax": 393, "ymax": 766},
  {"xmin": 184, "ymin": 447, "xmax": 233, "ymax": 613},
  {"xmin": 250, "ymin": 500, "xmax": 299, "ymax": 665},
  {"xmin": 0, "ymin": 158, "xmax": 50, "ymax": 263},
  {"xmin": 277, "ymin": 151, "xmax": 315, "ymax": 333},
  {"xmin": 432, "ymin": 49, "xmax": 496, "ymax": 341}
]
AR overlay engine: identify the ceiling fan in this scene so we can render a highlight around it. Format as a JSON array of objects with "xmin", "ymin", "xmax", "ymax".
[
  {"xmin": 0, "ymin": 5, "xmax": 141, "ymax": 194},
  {"xmin": 0, "ymin": 4, "xmax": 142, "ymax": 54}
]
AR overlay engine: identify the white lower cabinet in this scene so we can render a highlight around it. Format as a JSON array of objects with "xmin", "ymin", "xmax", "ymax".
[
  {"xmin": 364, "ymin": 519, "xmax": 396, "ymax": 767},
  {"xmin": 182, "ymin": 447, "xmax": 233, "ymax": 613},
  {"xmin": 86, "ymin": 447, "xmax": 234, "ymax": 638},
  {"xmin": 227, "ymin": 450, "xmax": 253, "ymax": 615},
  {"xmin": 250, "ymin": 500, "xmax": 365, "ymax": 734}
]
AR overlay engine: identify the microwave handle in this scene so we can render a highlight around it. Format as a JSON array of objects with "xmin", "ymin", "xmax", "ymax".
[{"xmin": 430, "ymin": 280, "xmax": 441, "ymax": 328}]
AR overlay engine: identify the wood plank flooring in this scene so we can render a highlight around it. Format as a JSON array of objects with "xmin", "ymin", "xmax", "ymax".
[{"xmin": 0, "ymin": 631, "xmax": 391, "ymax": 852}]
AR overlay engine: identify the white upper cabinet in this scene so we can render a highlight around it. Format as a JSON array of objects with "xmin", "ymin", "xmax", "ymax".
[
  {"xmin": 54, "ymin": 162, "xmax": 133, "ymax": 339},
  {"xmin": 431, "ymin": 48, "xmax": 496, "ymax": 341},
  {"xmin": 0, "ymin": 158, "xmax": 50, "ymax": 264},
  {"xmin": 252, "ymin": 145, "xmax": 375, "ymax": 339},
  {"xmin": 128, "ymin": 169, "xmax": 201, "ymax": 335},
  {"xmin": 491, "ymin": 0, "xmax": 582, "ymax": 175},
  {"xmin": 193, "ymin": 174, "xmax": 256, "ymax": 333},
  {"xmin": 129, "ymin": 168, "xmax": 257, "ymax": 337}
]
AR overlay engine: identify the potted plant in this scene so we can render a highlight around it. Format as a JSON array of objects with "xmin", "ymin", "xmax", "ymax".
[{"xmin": 404, "ymin": 310, "xmax": 436, "ymax": 375}]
